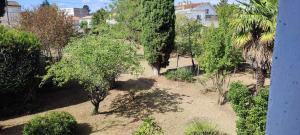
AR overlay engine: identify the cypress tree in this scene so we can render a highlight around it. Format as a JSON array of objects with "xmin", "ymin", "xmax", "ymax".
[{"xmin": 141, "ymin": 0, "xmax": 175, "ymax": 76}]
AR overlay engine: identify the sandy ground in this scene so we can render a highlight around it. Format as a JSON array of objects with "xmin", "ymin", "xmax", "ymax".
[{"xmin": 0, "ymin": 56, "xmax": 270, "ymax": 135}]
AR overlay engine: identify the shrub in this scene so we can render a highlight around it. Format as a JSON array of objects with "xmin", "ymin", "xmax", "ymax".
[
  {"xmin": 227, "ymin": 82, "xmax": 253, "ymax": 117},
  {"xmin": 165, "ymin": 68, "xmax": 193, "ymax": 82},
  {"xmin": 0, "ymin": 26, "xmax": 40, "ymax": 94},
  {"xmin": 23, "ymin": 112, "xmax": 77, "ymax": 135},
  {"xmin": 133, "ymin": 117, "xmax": 164, "ymax": 135},
  {"xmin": 227, "ymin": 82, "xmax": 269, "ymax": 135},
  {"xmin": 184, "ymin": 120, "xmax": 224, "ymax": 135}
]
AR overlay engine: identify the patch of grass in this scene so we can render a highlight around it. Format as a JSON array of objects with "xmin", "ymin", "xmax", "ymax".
[
  {"xmin": 185, "ymin": 120, "xmax": 225, "ymax": 135},
  {"xmin": 165, "ymin": 68, "xmax": 194, "ymax": 82},
  {"xmin": 133, "ymin": 117, "xmax": 164, "ymax": 135}
]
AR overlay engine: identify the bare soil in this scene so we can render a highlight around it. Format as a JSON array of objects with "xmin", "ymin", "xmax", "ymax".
[{"xmin": 0, "ymin": 56, "xmax": 269, "ymax": 135}]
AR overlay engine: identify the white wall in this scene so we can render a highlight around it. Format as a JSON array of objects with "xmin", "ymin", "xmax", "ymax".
[{"xmin": 0, "ymin": 6, "xmax": 22, "ymax": 27}]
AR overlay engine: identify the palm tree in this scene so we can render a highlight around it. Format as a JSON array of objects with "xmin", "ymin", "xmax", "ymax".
[{"xmin": 231, "ymin": 0, "xmax": 278, "ymax": 93}]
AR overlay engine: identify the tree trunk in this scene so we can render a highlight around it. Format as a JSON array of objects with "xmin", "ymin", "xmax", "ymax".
[
  {"xmin": 152, "ymin": 64, "xmax": 160, "ymax": 76},
  {"xmin": 255, "ymin": 67, "xmax": 267, "ymax": 93},
  {"xmin": 176, "ymin": 53, "xmax": 179, "ymax": 68},
  {"xmin": 92, "ymin": 102, "xmax": 100, "ymax": 115}
]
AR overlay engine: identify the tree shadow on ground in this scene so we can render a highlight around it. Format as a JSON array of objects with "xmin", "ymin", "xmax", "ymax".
[
  {"xmin": 116, "ymin": 78, "xmax": 156, "ymax": 91},
  {"xmin": 0, "ymin": 82, "xmax": 89, "ymax": 121},
  {"xmin": 0, "ymin": 124, "xmax": 24, "ymax": 135},
  {"xmin": 102, "ymin": 88, "xmax": 184, "ymax": 120},
  {"xmin": 76, "ymin": 123, "xmax": 93, "ymax": 135}
]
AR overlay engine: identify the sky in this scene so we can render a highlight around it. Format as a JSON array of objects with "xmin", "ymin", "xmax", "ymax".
[{"xmin": 15, "ymin": 0, "xmax": 238, "ymax": 12}]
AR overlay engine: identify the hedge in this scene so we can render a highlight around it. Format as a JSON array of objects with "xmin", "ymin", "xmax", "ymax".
[{"xmin": 0, "ymin": 25, "xmax": 40, "ymax": 93}]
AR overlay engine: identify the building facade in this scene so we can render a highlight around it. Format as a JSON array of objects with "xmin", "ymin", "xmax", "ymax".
[
  {"xmin": 0, "ymin": 1, "xmax": 22, "ymax": 27},
  {"xmin": 175, "ymin": 1, "xmax": 218, "ymax": 27},
  {"xmin": 61, "ymin": 8, "xmax": 89, "ymax": 18}
]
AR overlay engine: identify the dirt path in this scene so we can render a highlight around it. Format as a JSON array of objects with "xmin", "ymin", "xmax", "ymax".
[{"xmin": 1, "ymin": 56, "xmax": 268, "ymax": 135}]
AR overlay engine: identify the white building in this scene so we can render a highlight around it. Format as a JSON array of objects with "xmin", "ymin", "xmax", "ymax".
[
  {"xmin": 175, "ymin": 1, "xmax": 218, "ymax": 27},
  {"xmin": 0, "ymin": 1, "xmax": 22, "ymax": 27},
  {"xmin": 61, "ymin": 8, "xmax": 89, "ymax": 18}
]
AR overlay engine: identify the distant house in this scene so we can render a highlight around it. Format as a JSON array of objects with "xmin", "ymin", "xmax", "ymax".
[
  {"xmin": 0, "ymin": 1, "xmax": 22, "ymax": 27},
  {"xmin": 61, "ymin": 8, "xmax": 89, "ymax": 18},
  {"xmin": 175, "ymin": 1, "xmax": 218, "ymax": 27}
]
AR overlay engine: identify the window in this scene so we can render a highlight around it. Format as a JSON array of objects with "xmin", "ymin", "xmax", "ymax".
[
  {"xmin": 205, "ymin": 9, "xmax": 209, "ymax": 14},
  {"xmin": 197, "ymin": 15, "xmax": 201, "ymax": 20}
]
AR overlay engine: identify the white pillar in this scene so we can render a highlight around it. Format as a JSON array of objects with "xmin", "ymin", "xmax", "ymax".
[{"xmin": 266, "ymin": 0, "xmax": 300, "ymax": 135}]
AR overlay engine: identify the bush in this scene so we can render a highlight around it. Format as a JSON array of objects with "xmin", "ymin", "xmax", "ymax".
[
  {"xmin": 165, "ymin": 68, "xmax": 193, "ymax": 82},
  {"xmin": 23, "ymin": 112, "xmax": 77, "ymax": 135},
  {"xmin": 133, "ymin": 117, "xmax": 164, "ymax": 135},
  {"xmin": 0, "ymin": 26, "xmax": 40, "ymax": 94},
  {"xmin": 227, "ymin": 82, "xmax": 253, "ymax": 117},
  {"xmin": 227, "ymin": 82, "xmax": 269, "ymax": 135},
  {"xmin": 184, "ymin": 120, "xmax": 224, "ymax": 135}
]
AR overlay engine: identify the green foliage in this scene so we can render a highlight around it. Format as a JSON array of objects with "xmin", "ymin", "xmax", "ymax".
[
  {"xmin": 23, "ymin": 112, "xmax": 77, "ymax": 135},
  {"xmin": 184, "ymin": 120, "xmax": 223, "ymax": 135},
  {"xmin": 175, "ymin": 15, "xmax": 202, "ymax": 56},
  {"xmin": 141, "ymin": 0, "xmax": 175, "ymax": 69},
  {"xmin": 80, "ymin": 21, "xmax": 89, "ymax": 34},
  {"xmin": 197, "ymin": 4, "xmax": 241, "ymax": 104},
  {"xmin": 198, "ymin": 4, "xmax": 240, "ymax": 75},
  {"xmin": 227, "ymin": 82, "xmax": 269, "ymax": 135},
  {"xmin": 42, "ymin": 36, "xmax": 141, "ymax": 114},
  {"xmin": 227, "ymin": 82, "xmax": 253, "ymax": 117},
  {"xmin": 92, "ymin": 8, "xmax": 108, "ymax": 27},
  {"xmin": 133, "ymin": 117, "xmax": 164, "ymax": 135},
  {"xmin": 113, "ymin": 0, "xmax": 142, "ymax": 43},
  {"xmin": 0, "ymin": 26, "xmax": 40, "ymax": 93},
  {"xmin": 165, "ymin": 68, "xmax": 193, "ymax": 82}
]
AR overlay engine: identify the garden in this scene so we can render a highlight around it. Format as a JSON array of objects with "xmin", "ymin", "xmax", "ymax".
[{"xmin": 0, "ymin": 0, "xmax": 277, "ymax": 135}]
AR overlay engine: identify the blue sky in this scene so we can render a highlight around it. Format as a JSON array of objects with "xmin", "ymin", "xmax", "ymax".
[{"xmin": 15, "ymin": 0, "xmax": 238, "ymax": 12}]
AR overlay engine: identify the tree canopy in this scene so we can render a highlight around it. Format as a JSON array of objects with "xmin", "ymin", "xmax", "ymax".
[
  {"xmin": 231, "ymin": 0, "xmax": 278, "ymax": 91},
  {"xmin": 113, "ymin": 0, "xmax": 142, "ymax": 43},
  {"xmin": 42, "ymin": 36, "xmax": 141, "ymax": 114},
  {"xmin": 141, "ymin": 0, "xmax": 176, "ymax": 75}
]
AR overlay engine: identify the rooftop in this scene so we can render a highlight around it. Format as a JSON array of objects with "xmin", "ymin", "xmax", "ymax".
[
  {"xmin": 176, "ymin": 2, "xmax": 210, "ymax": 10},
  {"xmin": 7, "ymin": 1, "xmax": 21, "ymax": 7}
]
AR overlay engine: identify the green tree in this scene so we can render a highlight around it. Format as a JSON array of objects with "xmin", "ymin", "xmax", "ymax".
[
  {"xmin": 80, "ymin": 21, "xmax": 89, "ymax": 34},
  {"xmin": 197, "ymin": 4, "xmax": 241, "ymax": 104},
  {"xmin": 83, "ymin": 5, "xmax": 90, "ymax": 14},
  {"xmin": 113, "ymin": 0, "xmax": 142, "ymax": 43},
  {"xmin": 41, "ymin": 36, "xmax": 140, "ymax": 115},
  {"xmin": 175, "ymin": 14, "xmax": 202, "ymax": 68},
  {"xmin": 92, "ymin": 8, "xmax": 108, "ymax": 27},
  {"xmin": 231, "ymin": 0, "xmax": 278, "ymax": 92},
  {"xmin": 141, "ymin": 0, "xmax": 176, "ymax": 76}
]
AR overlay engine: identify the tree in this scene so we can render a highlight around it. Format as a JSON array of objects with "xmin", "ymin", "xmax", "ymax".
[
  {"xmin": 175, "ymin": 14, "xmax": 202, "ymax": 69},
  {"xmin": 141, "ymin": 0, "xmax": 176, "ymax": 76},
  {"xmin": 231, "ymin": 0, "xmax": 278, "ymax": 92},
  {"xmin": 113, "ymin": 0, "xmax": 142, "ymax": 43},
  {"xmin": 83, "ymin": 5, "xmax": 90, "ymax": 14},
  {"xmin": 80, "ymin": 21, "xmax": 89, "ymax": 34},
  {"xmin": 0, "ymin": 0, "xmax": 5, "ymax": 17},
  {"xmin": 92, "ymin": 8, "xmax": 108, "ymax": 27},
  {"xmin": 20, "ymin": 6, "xmax": 74, "ymax": 62},
  {"xmin": 41, "ymin": 36, "xmax": 141, "ymax": 115},
  {"xmin": 198, "ymin": 4, "xmax": 241, "ymax": 104},
  {"xmin": 41, "ymin": 0, "xmax": 50, "ymax": 7}
]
